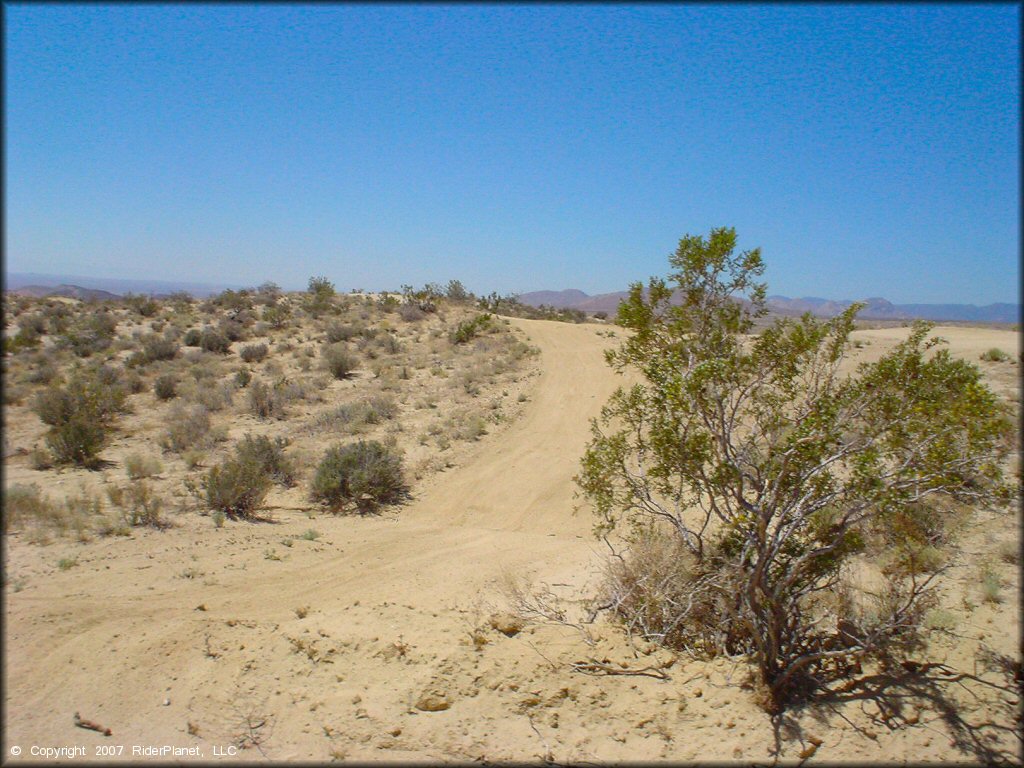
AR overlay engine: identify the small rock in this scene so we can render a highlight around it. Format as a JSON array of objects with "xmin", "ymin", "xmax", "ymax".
[
  {"xmin": 488, "ymin": 613, "xmax": 525, "ymax": 637},
  {"xmin": 163, "ymin": 698, "xmax": 171, "ymax": 707},
  {"xmin": 693, "ymin": 689, "xmax": 703, "ymax": 698},
  {"xmin": 352, "ymin": 695, "xmax": 362, "ymax": 705},
  {"xmin": 389, "ymin": 727, "xmax": 402, "ymax": 737},
  {"xmin": 416, "ymin": 693, "xmax": 450, "ymax": 712}
]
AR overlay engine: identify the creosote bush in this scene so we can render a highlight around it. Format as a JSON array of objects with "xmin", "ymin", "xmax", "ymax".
[
  {"xmin": 311, "ymin": 440, "xmax": 406, "ymax": 513},
  {"xmin": 578, "ymin": 227, "xmax": 1013, "ymax": 713},
  {"xmin": 202, "ymin": 457, "xmax": 270, "ymax": 521},
  {"xmin": 202, "ymin": 438, "xmax": 277, "ymax": 520},
  {"xmin": 32, "ymin": 367, "xmax": 128, "ymax": 467}
]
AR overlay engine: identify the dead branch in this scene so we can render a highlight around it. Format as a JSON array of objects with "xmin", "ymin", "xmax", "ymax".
[
  {"xmin": 570, "ymin": 659, "xmax": 670, "ymax": 680},
  {"xmin": 73, "ymin": 712, "xmax": 112, "ymax": 736}
]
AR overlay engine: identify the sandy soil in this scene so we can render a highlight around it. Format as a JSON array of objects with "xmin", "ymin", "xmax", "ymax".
[{"xmin": 3, "ymin": 320, "xmax": 1020, "ymax": 763}]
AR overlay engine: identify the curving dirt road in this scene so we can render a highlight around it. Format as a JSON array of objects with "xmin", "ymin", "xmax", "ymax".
[{"xmin": 3, "ymin": 317, "xmax": 624, "ymax": 759}]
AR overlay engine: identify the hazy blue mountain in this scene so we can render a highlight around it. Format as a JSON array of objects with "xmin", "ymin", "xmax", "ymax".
[
  {"xmin": 5, "ymin": 272, "xmax": 241, "ymax": 298},
  {"xmin": 518, "ymin": 289, "xmax": 1020, "ymax": 324}
]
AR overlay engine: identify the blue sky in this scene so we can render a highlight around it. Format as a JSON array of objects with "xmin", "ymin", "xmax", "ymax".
[{"xmin": 5, "ymin": 4, "xmax": 1020, "ymax": 304}]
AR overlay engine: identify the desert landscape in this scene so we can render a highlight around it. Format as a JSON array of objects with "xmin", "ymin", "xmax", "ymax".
[{"xmin": 2, "ymin": 283, "xmax": 1020, "ymax": 764}]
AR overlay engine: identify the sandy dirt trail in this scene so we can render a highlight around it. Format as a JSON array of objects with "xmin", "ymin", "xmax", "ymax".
[{"xmin": 4, "ymin": 318, "xmax": 624, "ymax": 759}]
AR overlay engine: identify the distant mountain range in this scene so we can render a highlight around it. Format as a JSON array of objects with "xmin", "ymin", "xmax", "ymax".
[
  {"xmin": 516, "ymin": 289, "xmax": 1020, "ymax": 324},
  {"xmin": 11, "ymin": 284, "xmax": 122, "ymax": 301},
  {"xmin": 5, "ymin": 272, "xmax": 240, "ymax": 299}
]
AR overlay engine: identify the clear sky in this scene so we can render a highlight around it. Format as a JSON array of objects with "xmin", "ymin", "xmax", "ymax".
[{"xmin": 5, "ymin": 4, "xmax": 1020, "ymax": 304}]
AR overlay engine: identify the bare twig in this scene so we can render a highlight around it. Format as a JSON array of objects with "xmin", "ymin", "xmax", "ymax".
[
  {"xmin": 73, "ymin": 712, "xmax": 112, "ymax": 736},
  {"xmin": 570, "ymin": 659, "xmax": 670, "ymax": 680}
]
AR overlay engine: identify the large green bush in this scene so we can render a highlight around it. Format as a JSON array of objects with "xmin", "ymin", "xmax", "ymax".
[
  {"xmin": 577, "ymin": 227, "xmax": 1013, "ymax": 712},
  {"xmin": 311, "ymin": 440, "xmax": 406, "ymax": 513}
]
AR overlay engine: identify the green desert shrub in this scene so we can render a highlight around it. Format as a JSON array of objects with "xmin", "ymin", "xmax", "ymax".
[
  {"xmin": 323, "ymin": 343, "xmax": 357, "ymax": 379},
  {"xmin": 979, "ymin": 348, "xmax": 1010, "ymax": 362},
  {"xmin": 183, "ymin": 328, "xmax": 202, "ymax": 347},
  {"xmin": 142, "ymin": 334, "xmax": 179, "ymax": 362},
  {"xmin": 310, "ymin": 440, "xmax": 406, "ymax": 513},
  {"xmin": 240, "ymin": 343, "xmax": 269, "ymax": 363},
  {"xmin": 202, "ymin": 450, "xmax": 272, "ymax": 520},
  {"xmin": 46, "ymin": 419, "xmax": 106, "ymax": 466},
  {"xmin": 18, "ymin": 313, "xmax": 48, "ymax": 336},
  {"xmin": 42, "ymin": 302, "xmax": 72, "ymax": 334},
  {"xmin": 262, "ymin": 304, "xmax": 291, "ymax": 329},
  {"xmin": 123, "ymin": 293, "xmax": 160, "ymax": 317},
  {"xmin": 235, "ymin": 368, "xmax": 252, "ymax": 388},
  {"xmin": 450, "ymin": 313, "xmax": 493, "ymax": 345},
  {"xmin": 199, "ymin": 328, "xmax": 231, "ymax": 354},
  {"xmin": 154, "ymin": 374, "xmax": 178, "ymax": 400},
  {"xmin": 32, "ymin": 368, "xmax": 128, "ymax": 467},
  {"xmin": 7, "ymin": 326, "xmax": 41, "ymax": 352},
  {"xmin": 235, "ymin": 433, "xmax": 296, "ymax": 487}
]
